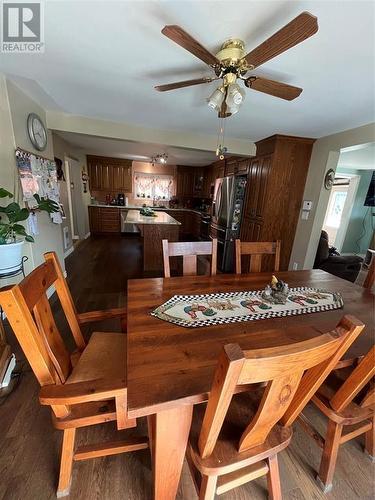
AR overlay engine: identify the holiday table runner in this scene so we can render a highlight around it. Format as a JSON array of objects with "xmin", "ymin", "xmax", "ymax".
[{"xmin": 151, "ymin": 287, "xmax": 344, "ymax": 328}]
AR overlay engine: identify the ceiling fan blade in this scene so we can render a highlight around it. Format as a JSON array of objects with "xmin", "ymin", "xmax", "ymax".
[
  {"xmin": 155, "ymin": 77, "xmax": 217, "ymax": 92},
  {"xmin": 162, "ymin": 25, "xmax": 220, "ymax": 67},
  {"xmin": 243, "ymin": 12, "xmax": 318, "ymax": 68},
  {"xmin": 245, "ymin": 76, "xmax": 302, "ymax": 100}
]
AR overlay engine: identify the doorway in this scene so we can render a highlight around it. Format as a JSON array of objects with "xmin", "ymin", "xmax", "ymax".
[
  {"xmin": 322, "ymin": 173, "xmax": 360, "ymax": 251},
  {"xmin": 64, "ymin": 158, "xmax": 80, "ymax": 241}
]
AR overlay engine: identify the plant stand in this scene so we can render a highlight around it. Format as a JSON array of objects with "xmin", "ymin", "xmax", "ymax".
[{"xmin": 0, "ymin": 256, "xmax": 28, "ymax": 344}]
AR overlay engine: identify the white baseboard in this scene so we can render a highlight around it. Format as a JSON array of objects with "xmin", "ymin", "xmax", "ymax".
[
  {"xmin": 84, "ymin": 232, "xmax": 91, "ymax": 239},
  {"xmin": 64, "ymin": 246, "xmax": 74, "ymax": 259}
]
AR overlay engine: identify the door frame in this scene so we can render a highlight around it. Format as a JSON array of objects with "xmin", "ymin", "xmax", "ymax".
[
  {"xmin": 334, "ymin": 173, "xmax": 360, "ymax": 251},
  {"xmin": 64, "ymin": 158, "xmax": 80, "ymax": 241}
]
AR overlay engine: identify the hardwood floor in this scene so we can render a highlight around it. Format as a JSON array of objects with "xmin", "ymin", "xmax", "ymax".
[{"xmin": 0, "ymin": 235, "xmax": 373, "ymax": 500}]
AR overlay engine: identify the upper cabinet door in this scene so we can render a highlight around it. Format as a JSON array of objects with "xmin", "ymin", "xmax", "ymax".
[
  {"xmin": 243, "ymin": 155, "xmax": 272, "ymax": 219},
  {"xmin": 87, "ymin": 156, "xmax": 132, "ymax": 192},
  {"xmin": 101, "ymin": 164, "xmax": 112, "ymax": 190},
  {"xmin": 111, "ymin": 164, "xmax": 132, "ymax": 192}
]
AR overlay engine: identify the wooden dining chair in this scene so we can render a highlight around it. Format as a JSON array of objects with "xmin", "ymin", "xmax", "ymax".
[
  {"xmin": 162, "ymin": 239, "xmax": 218, "ymax": 277},
  {"xmin": 0, "ymin": 252, "xmax": 148, "ymax": 497},
  {"xmin": 235, "ymin": 239, "xmax": 281, "ymax": 274},
  {"xmin": 297, "ymin": 345, "xmax": 375, "ymax": 492},
  {"xmin": 187, "ymin": 315, "xmax": 365, "ymax": 499},
  {"xmin": 363, "ymin": 257, "xmax": 375, "ymax": 289}
]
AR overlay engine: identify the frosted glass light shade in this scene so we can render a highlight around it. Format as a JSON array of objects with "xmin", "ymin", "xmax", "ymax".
[{"xmin": 207, "ymin": 87, "xmax": 225, "ymax": 111}]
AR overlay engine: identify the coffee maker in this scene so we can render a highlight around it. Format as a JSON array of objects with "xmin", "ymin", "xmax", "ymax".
[{"xmin": 117, "ymin": 193, "xmax": 125, "ymax": 206}]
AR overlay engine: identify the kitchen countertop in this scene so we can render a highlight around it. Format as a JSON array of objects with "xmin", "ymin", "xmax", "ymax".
[
  {"xmin": 125, "ymin": 210, "xmax": 181, "ymax": 226},
  {"xmin": 88, "ymin": 204, "xmax": 208, "ymax": 215}
]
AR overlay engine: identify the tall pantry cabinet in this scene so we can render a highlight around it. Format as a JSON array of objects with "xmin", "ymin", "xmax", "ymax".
[{"xmin": 240, "ymin": 135, "xmax": 315, "ymax": 270}]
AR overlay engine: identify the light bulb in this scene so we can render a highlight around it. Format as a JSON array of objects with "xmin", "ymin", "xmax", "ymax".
[
  {"xmin": 226, "ymin": 103, "xmax": 240, "ymax": 115},
  {"xmin": 226, "ymin": 84, "xmax": 245, "ymax": 108},
  {"xmin": 207, "ymin": 87, "xmax": 225, "ymax": 111}
]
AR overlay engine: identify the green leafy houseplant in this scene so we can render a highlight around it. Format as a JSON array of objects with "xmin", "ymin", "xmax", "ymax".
[{"xmin": 0, "ymin": 187, "xmax": 60, "ymax": 245}]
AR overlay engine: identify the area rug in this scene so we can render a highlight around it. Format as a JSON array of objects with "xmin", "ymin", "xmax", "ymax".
[{"xmin": 151, "ymin": 287, "xmax": 344, "ymax": 328}]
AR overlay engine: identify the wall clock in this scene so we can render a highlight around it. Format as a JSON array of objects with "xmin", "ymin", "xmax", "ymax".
[{"xmin": 27, "ymin": 113, "xmax": 47, "ymax": 151}]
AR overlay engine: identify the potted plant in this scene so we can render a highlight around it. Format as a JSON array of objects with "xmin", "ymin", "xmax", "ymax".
[{"xmin": 0, "ymin": 188, "xmax": 59, "ymax": 275}]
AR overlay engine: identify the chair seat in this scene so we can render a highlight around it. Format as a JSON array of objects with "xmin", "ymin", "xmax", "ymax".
[
  {"xmin": 67, "ymin": 332, "xmax": 126, "ymax": 384},
  {"xmin": 188, "ymin": 391, "xmax": 292, "ymax": 476},
  {"xmin": 313, "ymin": 369, "xmax": 374, "ymax": 425}
]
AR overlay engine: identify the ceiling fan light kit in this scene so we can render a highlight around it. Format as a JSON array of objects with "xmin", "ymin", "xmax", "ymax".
[
  {"xmin": 226, "ymin": 83, "xmax": 245, "ymax": 107},
  {"xmin": 155, "ymin": 12, "xmax": 318, "ymax": 118},
  {"xmin": 207, "ymin": 86, "xmax": 225, "ymax": 111}
]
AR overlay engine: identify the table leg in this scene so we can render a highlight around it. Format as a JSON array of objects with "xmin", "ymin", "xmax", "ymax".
[{"xmin": 151, "ymin": 405, "xmax": 193, "ymax": 500}]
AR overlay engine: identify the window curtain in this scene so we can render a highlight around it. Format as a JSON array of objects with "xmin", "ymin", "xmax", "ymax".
[{"xmin": 134, "ymin": 173, "xmax": 173, "ymax": 200}]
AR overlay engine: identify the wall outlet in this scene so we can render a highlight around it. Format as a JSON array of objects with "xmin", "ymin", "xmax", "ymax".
[{"xmin": 292, "ymin": 262, "xmax": 298, "ymax": 270}]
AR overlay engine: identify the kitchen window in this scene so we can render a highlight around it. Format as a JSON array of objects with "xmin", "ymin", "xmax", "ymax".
[{"xmin": 134, "ymin": 173, "xmax": 174, "ymax": 200}]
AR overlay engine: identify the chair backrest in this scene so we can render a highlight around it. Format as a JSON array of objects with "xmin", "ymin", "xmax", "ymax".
[
  {"xmin": 162, "ymin": 239, "xmax": 217, "ymax": 277},
  {"xmin": 363, "ymin": 257, "xmax": 375, "ymax": 289},
  {"xmin": 235, "ymin": 240, "xmax": 281, "ymax": 274},
  {"xmin": 197, "ymin": 315, "xmax": 364, "ymax": 458},
  {"xmin": 0, "ymin": 252, "xmax": 86, "ymax": 416},
  {"xmin": 329, "ymin": 346, "xmax": 375, "ymax": 412}
]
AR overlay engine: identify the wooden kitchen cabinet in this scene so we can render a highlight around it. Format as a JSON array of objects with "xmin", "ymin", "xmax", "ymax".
[
  {"xmin": 211, "ymin": 159, "xmax": 225, "ymax": 180},
  {"xmin": 202, "ymin": 165, "xmax": 215, "ymax": 198},
  {"xmin": 176, "ymin": 166, "xmax": 194, "ymax": 198},
  {"xmin": 88, "ymin": 206, "xmax": 101, "ymax": 233},
  {"xmin": 87, "ymin": 156, "xmax": 132, "ymax": 193},
  {"xmin": 112, "ymin": 164, "xmax": 132, "ymax": 192},
  {"xmin": 192, "ymin": 212, "xmax": 202, "ymax": 238},
  {"xmin": 243, "ymin": 155, "xmax": 271, "ymax": 221},
  {"xmin": 89, "ymin": 207, "xmax": 120, "ymax": 233},
  {"xmin": 224, "ymin": 158, "xmax": 238, "ymax": 176},
  {"xmin": 240, "ymin": 135, "xmax": 315, "ymax": 270},
  {"xmin": 237, "ymin": 158, "xmax": 250, "ymax": 174}
]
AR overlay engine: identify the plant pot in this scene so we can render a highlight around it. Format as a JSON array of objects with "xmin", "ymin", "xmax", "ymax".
[{"xmin": 0, "ymin": 240, "xmax": 24, "ymax": 276}]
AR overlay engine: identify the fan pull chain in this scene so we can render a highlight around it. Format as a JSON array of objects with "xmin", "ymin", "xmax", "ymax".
[{"xmin": 216, "ymin": 117, "xmax": 227, "ymax": 160}]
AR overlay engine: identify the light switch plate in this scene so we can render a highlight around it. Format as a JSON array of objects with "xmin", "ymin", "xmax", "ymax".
[
  {"xmin": 302, "ymin": 211, "xmax": 309, "ymax": 220},
  {"xmin": 303, "ymin": 200, "xmax": 313, "ymax": 211}
]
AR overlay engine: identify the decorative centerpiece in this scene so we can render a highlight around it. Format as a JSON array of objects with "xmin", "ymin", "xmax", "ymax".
[
  {"xmin": 140, "ymin": 207, "xmax": 157, "ymax": 217},
  {"xmin": 261, "ymin": 275, "xmax": 289, "ymax": 304}
]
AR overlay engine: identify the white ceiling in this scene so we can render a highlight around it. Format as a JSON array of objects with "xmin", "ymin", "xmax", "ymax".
[
  {"xmin": 55, "ymin": 131, "xmax": 218, "ymax": 166},
  {"xmin": 338, "ymin": 143, "xmax": 375, "ymax": 170},
  {"xmin": 1, "ymin": 0, "xmax": 374, "ymax": 142}
]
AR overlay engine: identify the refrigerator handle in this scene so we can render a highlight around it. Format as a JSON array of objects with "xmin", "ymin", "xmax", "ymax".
[{"xmin": 216, "ymin": 182, "xmax": 222, "ymax": 219}]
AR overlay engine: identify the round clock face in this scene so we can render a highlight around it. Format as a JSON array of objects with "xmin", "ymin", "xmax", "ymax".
[{"xmin": 27, "ymin": 113, "xmax": 47, "ymax": 151}]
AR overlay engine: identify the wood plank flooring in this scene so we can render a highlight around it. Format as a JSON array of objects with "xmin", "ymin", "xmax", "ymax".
[{"xmin": 0, "ymin": 235, "xmax": 374, "ymax": 500}]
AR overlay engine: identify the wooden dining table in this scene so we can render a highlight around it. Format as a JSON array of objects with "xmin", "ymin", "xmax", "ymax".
[{"xmin": 126, "ymin": 269, "xmax": 374, "ymax": 500}]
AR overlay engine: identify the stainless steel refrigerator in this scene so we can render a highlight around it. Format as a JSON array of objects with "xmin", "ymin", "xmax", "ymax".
[{"xmin": 210, "ymin": 175, "xmax": 247, "ymax": 272}]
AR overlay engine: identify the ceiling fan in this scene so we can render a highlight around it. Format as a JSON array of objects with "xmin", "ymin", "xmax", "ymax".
[{"xmin": 155, "ymin": 12, "xmax": 318, "ymax": 117}]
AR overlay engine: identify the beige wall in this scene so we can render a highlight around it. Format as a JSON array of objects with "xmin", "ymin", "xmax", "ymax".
[
  {"xmin": 0, "ymin": 76, "xmax": 16, "ymax": 195},
  {"xmin": 290, "ymin": 122, "xmax": 375, "ymax": 269},
  {"xmin": 0, "ymin": 76, "xmax": 65, "ymax": 278},
  {"xmin": 52, "ymin": 133, "xmax": 90, "ymax": 252}
]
